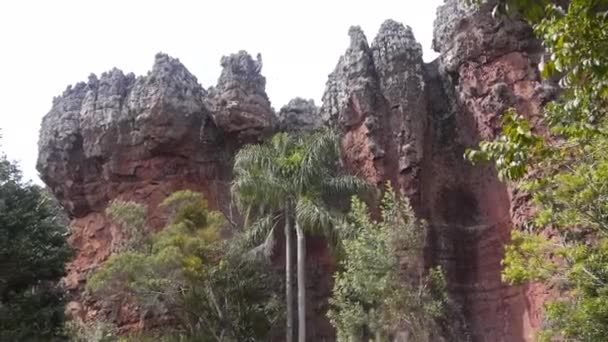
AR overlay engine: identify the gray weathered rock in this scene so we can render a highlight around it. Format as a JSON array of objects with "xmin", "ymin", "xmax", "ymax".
[
  {"xmin": 277, "ymin": 97, "xmax": 321, "ymax": 132},
  {"xmin": 319, "ymin": 19, "xmax": 427, "ymax": 204},
  {"xmin": 432, "ymin": 0, "xmax": 477, "ymax": 54},
  {"xmin": 433, "ymin": 0, "xmax": 537, "ymax": 72},
  {"xmin": 37, "ymin": 53, "xmax": 219, "ymax": 217},
  {"xmin": 206, "ymin": 51, "xmax": 275, "ymax": 143},
  {"xmin": 371, "ymin": 20, "xmax": 426, "ymax": 177},
  {"xmin": 320, "ymin": 26, "xmax": 377, "ymax": 126}
]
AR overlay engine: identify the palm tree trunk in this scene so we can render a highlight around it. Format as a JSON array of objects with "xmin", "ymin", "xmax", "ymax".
[
  {"xmin": 296, "ymin": 220, "xmax": 306, "ymax": 342},
  {"xmin": 285, "ymin": 203, "xmax": 294, "ymax": 342}
]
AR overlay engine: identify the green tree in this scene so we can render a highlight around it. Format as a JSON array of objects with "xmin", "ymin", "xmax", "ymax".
[
  {"xmin": 328, "ymin": 186, "xmax": 458, "ymax": 342},
  {"xmin": 466, "ymin": 0, "xmax": 608, "ymax": 340},
  {"xmin": 232, "ymin": 129, "xmax": 369, "ymax": 342},
  {"xmin": 0, "ymin": 143, "xmax": 72, "ymax": 341},
  {"xmin": 88, "ymin": 190, "xmax": 283, "ymax": 341}
]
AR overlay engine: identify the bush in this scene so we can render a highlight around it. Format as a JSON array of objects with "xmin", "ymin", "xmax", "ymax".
[
  {"xmin": 328, "ymin": 186, "xmax": 463, "ymax": 341},
  {"xmin": 88, "ymin": 190, "xmax": 283, "ymax": 341}
]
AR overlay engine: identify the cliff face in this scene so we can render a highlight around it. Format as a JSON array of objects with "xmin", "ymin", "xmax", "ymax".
[
  {"xmin": 318, "ymin": 0, "xmax": 549, "ymax": 340},
  {"xmin": 38, "ymin": 1, "xmax": 550, "ymax": 340},
  {"xmin": 428, "ymin": 2, "xmax": 550, "ymax": 340},
  {"xmin": 320, "ymin": 20, "xmax": 427, "ymax": 208},
  {"xmin": 38, "ymin": 52, "xmax": 275, "ymax": 327}
]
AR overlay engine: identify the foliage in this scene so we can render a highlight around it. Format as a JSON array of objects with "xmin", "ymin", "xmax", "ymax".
[
  {"xmin": 63, "ymin": 320, "xmax": 118, "ymax": 342},
  {"xmin": 328, "ymin": 186, "xmax": 459, "ymax": 341},
  {"xmin": 0, "ymin": 143, "xmax": 72, "ymax": 341},
  {"xmin": 88, "ymin": 190, "xmax": 283, "ymax": 341},
  {"xmin": 106, "ymin": 200, "xmax": 147, "ymax": 252},
  {"xmin": 468, "ymin": 0, "xmax": 551, "ymax": 22},
  {"xmin": 466, "ymin": 0, "xmax": 608, "ymax": 340},
  {"xmin": 64, "ymin": 319, "xmax": 214, "ymax": 342},
  {"xmin": 465, "ymin": 109, "xmax": 545, "ymax": 181},
  {"xmin": 64, "ymin": 319, "xmax": 267, "ymax": 342},
  {"xmin": 232, "ymin": 128, "xmax": 370, "ymax": 341},
  {"xmin": 232, "ymin": 128, "xmax": 371, "ymax": 248}
]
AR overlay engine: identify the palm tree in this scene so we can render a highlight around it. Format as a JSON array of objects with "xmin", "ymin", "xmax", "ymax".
[{"xmin": 232, "ymin": 128, "xmax": 369, "ymax": 342}]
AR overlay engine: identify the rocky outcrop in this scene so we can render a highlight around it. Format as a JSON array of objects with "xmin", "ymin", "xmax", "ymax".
[
  {"xmin": 429, "ymin": 2, "xmax": 548, "ymax": 340},
  {"xmin": 320, "ymin": 1, "xmax": 549, "ymax": 340},
  {"xmin": 39, "ymin": 1, "xmax": 553, "ymax": 340},
  {"xmin": 38, "ymin": 52, "xmax": 275, "ymax": 326},
  {"xmin": 277, "ymin": 97, "xmax": 322, "ymax": 133},
  {"xmin": 320, "ymin": 20, "xmax": 427, "ymax": 207},
  {"xmin": 207, "ymin": 51, "xmax": 275, "ymax": 144}
]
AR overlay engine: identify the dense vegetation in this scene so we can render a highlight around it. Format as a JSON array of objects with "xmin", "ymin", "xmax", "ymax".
[
  {"xmin": 328, "ymin": 186, "xmax": 460, "ymax": 342},
  {"xmin": 84, "ymin": 191, "xmax": 283, "ymax": 341},
  {"xmin": 0, "ymin": 122, "xmax": 460, "ymax": 342},
  {"xmin": 6, "ymin": 0, "xmax": 608, "ymax": 340},
  {"xmin": 0, "ymin": 140, "xmax": 72, "ymax": 341},
  {"xmin": 467, "ymin": 0, "xmax": 608, "ymax": 340},
  {"xmin": 232, "ymin": 129, "xmax": 369, "ymax": 342}
]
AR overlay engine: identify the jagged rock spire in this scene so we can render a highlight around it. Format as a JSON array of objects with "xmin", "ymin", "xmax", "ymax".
[{"xmin": 207, "ymin": 51, "xmax": 275, "ymax": 143}]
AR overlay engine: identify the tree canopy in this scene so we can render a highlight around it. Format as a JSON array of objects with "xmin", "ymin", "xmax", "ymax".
[
  {"xmin": 0, "ymin": 142, "xmax": 72, "ymax": 341},
  {"xmin": 86, "ymin": 191, "xmax": 283, "ymax": 342},
  {"xmin": 232, "ymin": 128, "xmax": 370, "ymax": 246},
  {"xmin": 327, "ymin": 186, "xmax": 462, "ymax": 342}
]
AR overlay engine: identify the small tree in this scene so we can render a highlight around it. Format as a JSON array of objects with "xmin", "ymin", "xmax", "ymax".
[{"xmin": 328, "ymin": 186, "xmax": 458, "ymax": 341}]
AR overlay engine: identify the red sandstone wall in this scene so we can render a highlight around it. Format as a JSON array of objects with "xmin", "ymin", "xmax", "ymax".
[{"xmin": 38, "ymin": 3, "xmax": 557, "ymax": 340}]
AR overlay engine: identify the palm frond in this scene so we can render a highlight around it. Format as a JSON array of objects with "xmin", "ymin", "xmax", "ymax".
[
  {"xmin": 296, "ymin": 197, "xmax": 348, "ymax": 251},
  {"xmin": 271, "ymin": 132, "xmax": 296, "ymax": 156},
  {"xmin": 233, "ymin": 144, "xmax": 276, "ymax": 176},
  {"xmin": 294, "ymin": 128, "xmax": 340, "ymax": 194},
  {"xmin": 322, "ymin": 175, "xmax": 374, "ymax": 200},
  {"xmin": 236, "ymin": 213, "xmax": 281, "ymax": 259},
  {"xmin": 231, "ymin": 167, "xmax": 287, "ymax": 212},
  {"xmin": 295, "ymin": 197, "xmax": 340, "ymax": 235},
  {"xmin": 306, "ymin": 129, "xmax": 340, "ymax": 166}
]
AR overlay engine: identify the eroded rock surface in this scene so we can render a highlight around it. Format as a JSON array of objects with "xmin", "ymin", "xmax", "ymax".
[
  {"xmin": 206, "ymin": 51, "xmax": 275, "ymax": 143},
  {"xmin": 277, "ymin": 97, "xmax": 322, "ymax": 133},
  {"xmin": 39, "ymin": 2, "xmax": 551, "ymax": 340},
  {"xmin": 320, "ymin": 20, "xmax": 427, "ymax": 208},
  {"xmin": 321, "ymin": 2, "xmax": 548, "ymax": 340},
  {"xmin": 429, "ymin": 1, "xmax": 547, "ymax": 340},
  {"xmin": 38, "ymin": 51, "xmax": 275, "ymax": 327}
]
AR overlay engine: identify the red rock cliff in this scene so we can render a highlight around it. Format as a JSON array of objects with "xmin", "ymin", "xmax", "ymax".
[
  {"xmin": 37, "ymin": 51, "xmax": 275, "ymax": 326},
  {"xmin": 320, "ymin": 0, "xmax": 552, "ymax": 340},
  {"xmin": 38, "ymin": 1, "xmax": 551, "ymax": 340}
]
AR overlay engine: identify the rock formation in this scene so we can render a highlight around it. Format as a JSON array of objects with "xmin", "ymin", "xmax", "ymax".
[
  {"xmin": 206, "ymin": 51, "xmax": 275, "ymax": 143},
  {"xmin": 277, "ymin": 97, "xmax": 322, "ymax": 133},
  {"xmin": 320, "ymin": 20, "xmax": 427, "ymax": 209},
  {"xmin": 429, "ymin": 2, "xmax": 549, "ymax": 340},
  {"xmin": 321, "ymin": 0, "xmax": 548, "ymax": 340},
  {"xmin": 38, "ymin": 52, "xmax": 275, "ymax": 327},
  {"xmin": 38, "ymin": 1, "xmax": 552, "ymax": 340}
]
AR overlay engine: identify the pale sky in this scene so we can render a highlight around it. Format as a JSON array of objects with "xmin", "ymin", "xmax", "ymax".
[{"xmin": 0, "ymin": 0, "xmax": 444, "ymax": 183}]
